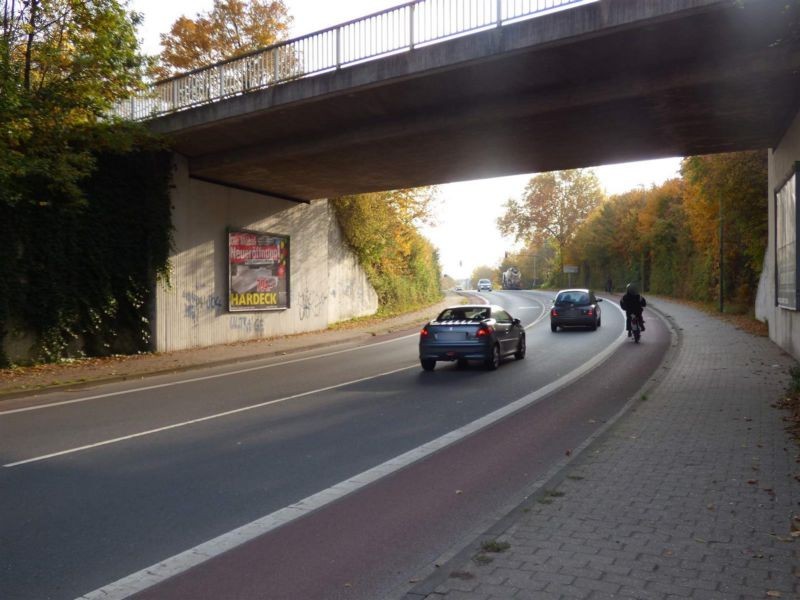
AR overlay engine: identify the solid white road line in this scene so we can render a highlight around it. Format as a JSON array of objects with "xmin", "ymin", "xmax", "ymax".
[
  {"xmin": 3, "ymin": 364, "xmax": 417, "ymax": 468},
  {"xmin": 76, "ymin": 325, "xmax": 628, "ymax": 600},
  {"xmin": 0, "ymin": 333, "xmax": 418, "ymax": 416}
]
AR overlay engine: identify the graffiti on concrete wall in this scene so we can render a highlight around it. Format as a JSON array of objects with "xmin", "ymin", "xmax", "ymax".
[
  {"xmin": 298, "ymin": 287, "xmax": 327, "ymax": 321},
  {"xmin": 331, "ymin": 280, "xmax": 366, "ymax": 305},
  {"xmin": 229, "ymin": 315, "xmax": 265, "ymax": 334},
  {"xmin": 183, "ymin": 291, "xmax": 224, "ymax": 324}
]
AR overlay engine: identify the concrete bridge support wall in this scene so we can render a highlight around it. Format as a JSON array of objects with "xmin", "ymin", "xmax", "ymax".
[
  {"xmin": 154, "ymin": 155, "xmax": 378, "ymax": 353},
  {"xmin": 757, "ymin": 108, "xmax": 800, "ymax": 360}
]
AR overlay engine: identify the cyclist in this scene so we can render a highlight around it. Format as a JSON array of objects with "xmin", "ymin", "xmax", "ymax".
[{"xmin": 620, "ymin": 283, "xmax": 646, "ymax": 337}]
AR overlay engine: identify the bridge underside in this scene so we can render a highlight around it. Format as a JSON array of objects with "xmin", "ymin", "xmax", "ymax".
[{"xmin": 151, "ymin": 0, "xmax": 800, "ymax": 201}]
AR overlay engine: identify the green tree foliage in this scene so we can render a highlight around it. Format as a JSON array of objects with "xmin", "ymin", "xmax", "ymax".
[
  {"xmin": 0, "ymin": 1, "xmax": 173, "ymax": 364},
  {"xmin": 1, "ymin": 0, "xmax": 148, "ymax": 208},
  {"xmin": 498, "ymin": 169, "xmax": 603, "ymax": 279},
  {"xmin": 331, "ymin": 188, "xmax": 442, "ymax": 314},
  {"xmin": 155, "ymin": 0, "xmax": 292, "ymax": 78},
  {"xmin": 565, "ymin": 151, "xmax": 767, "ymax": 310}
]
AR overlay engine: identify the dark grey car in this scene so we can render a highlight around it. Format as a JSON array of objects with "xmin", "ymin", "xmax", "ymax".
[
  {"xmin": 419, "ymin": 304, "xmax": 526, "ymax": 371},
  {"xmin": 550, "ymin": 289, "xmax": 602, "ymax": 331}
]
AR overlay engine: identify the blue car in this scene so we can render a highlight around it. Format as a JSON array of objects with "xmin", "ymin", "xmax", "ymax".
[{"xmin": 419, "ymin": 304, "xmax": 526, "ymax": 371}]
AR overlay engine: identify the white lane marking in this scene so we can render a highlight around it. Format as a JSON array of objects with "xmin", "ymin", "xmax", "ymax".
[
  {"xmin": 7, "ymin": 297, "xmax": 547, "ymax": 466},
  {"xmin": 3, "ymin": 365, "xmax": 417, "ymax": 468},
  {"xmin": 477, "ymin": 291, "xmax": 546, "ymax": 329},
  {"xmin": 76, "ymin": 326, "xmax": 628, "ymax": 600},
  {"xmin": 478, "ymin": 291, "xmax": 544, "ymax": 328},
  {"xmin": 525, "ymin": 297, "xmax": 548, "ymax": 329},
  {"xmin": 0, "ymin": 332, "xmax": 419, "ymax": 416}
]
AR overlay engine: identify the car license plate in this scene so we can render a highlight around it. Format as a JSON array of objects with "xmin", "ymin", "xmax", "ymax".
[{"xmin": 436, "ymin": 332, "xmax": 466, "ymax": 341}]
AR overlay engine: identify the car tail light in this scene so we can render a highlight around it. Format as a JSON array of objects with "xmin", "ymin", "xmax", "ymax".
[
  {"xmin": 551, "ymin": 308, "xmax": 558, "ymax": 317},
  {"xmin": 585, "ymin": 308, "xmax": 594, "ymax": 316},
  {"xmin": 476, "ymin": 326, "xmax": 493, "ymax": 337},
  {"xmin": 420, "ymin": 327, "xmax": 429, "ymax": 338}
]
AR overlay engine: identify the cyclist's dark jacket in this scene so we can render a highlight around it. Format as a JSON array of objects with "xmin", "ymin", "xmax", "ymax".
[{"xmin": 620, "ymin": 292, "xmax": 646, "ymax": 315}]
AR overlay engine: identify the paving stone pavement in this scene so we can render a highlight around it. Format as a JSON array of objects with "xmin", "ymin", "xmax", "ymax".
[{"xmin": 409, "ymin": 298, "xmax": 800, "ymax": 600}]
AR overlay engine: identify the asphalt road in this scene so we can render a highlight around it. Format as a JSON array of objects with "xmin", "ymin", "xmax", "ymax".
[{"xmin": 0, "ymin": 291, "xmax": 670, "ymax": 600}]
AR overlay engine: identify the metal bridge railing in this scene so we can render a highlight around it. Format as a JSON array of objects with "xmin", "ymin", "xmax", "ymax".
[{"xmin": 114, "ymin": 0, "xmax": 587, "ymax": 121}]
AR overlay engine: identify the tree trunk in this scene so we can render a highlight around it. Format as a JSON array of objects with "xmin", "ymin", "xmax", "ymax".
[{"xmin": 23, "ymin": 0, "xmax": 37, "ymax": 91}]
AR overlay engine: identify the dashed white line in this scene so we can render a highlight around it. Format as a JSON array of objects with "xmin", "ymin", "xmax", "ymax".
[
  {"xmin": 0, "ymin": 333, "xmax": 418, "ymax": 416},
  {"xmin": 3, "ymin": 364, "xmax": 417, "ymax": 468},
  {"xmin": 2, "ymin": 296, "xmax": 549, "ymax": 469}
]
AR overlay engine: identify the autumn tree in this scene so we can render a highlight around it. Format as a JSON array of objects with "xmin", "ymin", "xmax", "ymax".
[
  {"xmin": 1, "ymin": 0, "xmax": 147, "ymax": 207},
  {"xmin": 682, "ymin": 151, "xmax": 767, "ymax": 304},
  {"xmin": 497, "ymin": 169, "xmax": 603, "ymax": 280},
  {"xmin": 0, "ymin": 1, "xmax": 172, "ymax": 364},
  {"xmin": 636, "ymin": 179, "xmax": 690, "ymax": 295},
  {"xmin": 568, "ymin": 181, "xmax": 688, "ymax": 294},
  {"xmin": 563, "ymin": 151, "xmax": 767, "ymax": 309},
  {"xmin": 568, "ymin": 199, "xmax": 627, "ymax": 289},
  {"xmin": 471, "ymin": 265, "xmax": 497, "ymax": 284},
  {"xmin": 156, "ymin": 0, "xmax": 292, "ymax": 78},
  {"xmin": 331, "ymin": 187, "xmax": 442, "ymax": 313}
]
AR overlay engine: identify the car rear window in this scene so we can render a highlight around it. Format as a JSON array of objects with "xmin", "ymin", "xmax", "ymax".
[
  {"xmin": 437, "ymin": 308, "xmax": 490, "ymax": 321},
  {"xmin": 556, "ymin": 292, "xmax": 590, "ymax": 305}
]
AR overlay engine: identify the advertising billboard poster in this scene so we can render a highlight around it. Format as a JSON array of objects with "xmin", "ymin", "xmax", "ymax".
[{"xmin": 228, "ymin": 229, "xmax": 290, "ymax": 311}]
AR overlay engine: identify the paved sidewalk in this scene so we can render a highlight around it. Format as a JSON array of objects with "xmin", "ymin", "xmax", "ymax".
[{"xmin": 408, "ymin": 298, "xmax": 800, "ymax": 600}]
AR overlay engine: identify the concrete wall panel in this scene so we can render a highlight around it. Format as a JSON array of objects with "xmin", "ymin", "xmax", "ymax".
[
  {"xmin": 155, "ymin": 155, "xmax": 377, "ymax": 352},
  {"xmin": 326, "ymin": 203, "xmax": 378, "ymax": 323},
  {"xmin": 757, "ymin": 109, "xmax": 800, "ymax": 359}
]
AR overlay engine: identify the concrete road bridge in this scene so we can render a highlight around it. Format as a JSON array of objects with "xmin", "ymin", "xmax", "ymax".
[
  {"xmin": 109, "ymin": 0, "xmax": 800, "ymax": 361},
  {"xmin": 121, "ymin": 0, "xmax": 800, "ymax": 202}
]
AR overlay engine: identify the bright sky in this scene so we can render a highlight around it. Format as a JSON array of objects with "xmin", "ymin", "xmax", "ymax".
[{"xmin": 129, "ymin": 0, "xmax": 682, "ymax": 279}]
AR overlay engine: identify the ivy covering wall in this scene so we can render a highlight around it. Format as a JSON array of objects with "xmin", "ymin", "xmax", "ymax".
[{"xmin": 0, "ymin": 150, "xmax": 173, "ymax": 366}]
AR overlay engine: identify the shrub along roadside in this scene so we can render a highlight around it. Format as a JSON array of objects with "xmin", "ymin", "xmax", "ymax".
[{"xmin": 331, "ymin": 189, "xmax": 443, "ymax": 316}]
